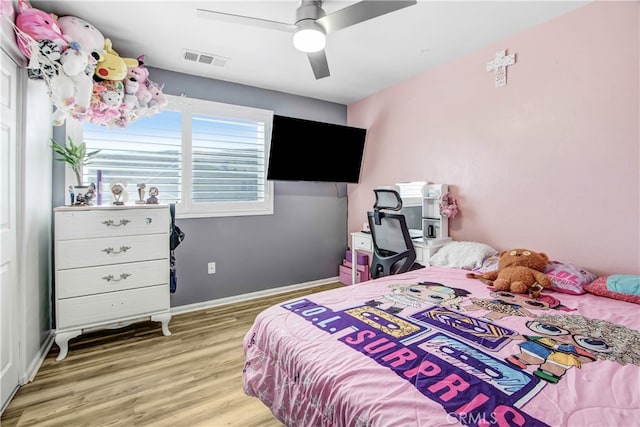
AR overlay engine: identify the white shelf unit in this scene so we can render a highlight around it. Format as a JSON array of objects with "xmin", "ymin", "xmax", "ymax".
[{"xmin": 422, "ymin": 183, "xmax": 449, "ymax": 241}]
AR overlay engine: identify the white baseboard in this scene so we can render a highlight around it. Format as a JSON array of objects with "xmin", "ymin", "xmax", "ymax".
[
  {"xmin": 21, "ymin": 331, "xmax": 54, "ymax": 384},
  {"xmin": 10, "ymin": 278, "xmax": 338, "ymax": 391},
  {"xmin": 171, "ymin": 276, "xmax": 340, "ymax": 316}
]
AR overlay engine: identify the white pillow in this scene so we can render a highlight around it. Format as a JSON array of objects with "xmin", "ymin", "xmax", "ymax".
[{"xmin": 429, "ymin": 241, "xmax": 498, "ymax": 270}]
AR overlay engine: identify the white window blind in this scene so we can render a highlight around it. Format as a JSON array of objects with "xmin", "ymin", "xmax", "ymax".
[
  {"xmin": 190, "ymin": 112, "xmax": 266, "ymax": 203},
  {"xmin": 78, "ymin": 95, "xmax": 273, "ymax": 218},
  {"xmin": 83, "ymin": 110, "xmax": 183, "ymax": 204}
]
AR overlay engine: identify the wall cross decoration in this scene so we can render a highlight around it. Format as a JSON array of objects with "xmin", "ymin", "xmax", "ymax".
[{"xmin": 486, "ymin": 49, "xmax": 516, "ymax": 88}]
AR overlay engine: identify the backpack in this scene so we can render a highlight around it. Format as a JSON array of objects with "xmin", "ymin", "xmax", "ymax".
[
  {"xmin": 169, "ymin": 203, "xmax": 184, "ymax": 293},
  {"xmin": 170, "ymin": 203, "xmax": 185, "ymax": 250}
]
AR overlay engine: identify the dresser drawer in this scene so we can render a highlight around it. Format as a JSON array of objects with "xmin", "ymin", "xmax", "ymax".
[
  {"xmin": 57, "ymin": 259, "xmax": 168, "ymax": 299},
  {"xmin": 55, "ymin": 207, "xmax": 169, "ymax": 240},
  {"xmin": 57, "ymin": 285, "xmax": 169, "ymax": 329},
  {"xmin": 56, "ymin": 234, "xmax": 169, "ymax": 270},
  {"xmin": 353, "ymin": 234, "xmax": 373, "ymax": 251}
]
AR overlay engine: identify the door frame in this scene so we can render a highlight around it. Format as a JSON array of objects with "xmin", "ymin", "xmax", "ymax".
[{"xmin": 0, "ymin": 45, "xmax": 26, "ymax": 413}]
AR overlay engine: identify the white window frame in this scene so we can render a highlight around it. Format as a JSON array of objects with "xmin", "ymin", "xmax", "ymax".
[{"xmin": 67, "ymin": 95, "xmax": 274, "ymax": 219}]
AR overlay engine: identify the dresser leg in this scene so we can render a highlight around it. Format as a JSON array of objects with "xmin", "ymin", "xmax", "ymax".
[
  {"xmin": 151, "ymin": 312, "xmax": 172, "ymax": 336},
  {"xmin": 55, "ymin": 330, "xmax": 82, "ymax": 361}
]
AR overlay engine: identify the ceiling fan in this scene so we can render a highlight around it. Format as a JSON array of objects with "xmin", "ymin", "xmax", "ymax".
[{"xmin": 196, "ymin": 0, "xmax": 417, "ymax": 80}]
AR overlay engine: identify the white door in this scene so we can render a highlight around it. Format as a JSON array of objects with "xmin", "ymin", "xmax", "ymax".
[{"xmin": 0, "ymin": 48, "xmax": 20, "ymax": 411}]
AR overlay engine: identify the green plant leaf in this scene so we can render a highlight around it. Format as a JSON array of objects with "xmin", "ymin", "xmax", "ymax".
[{"xmin": 51, "ymin": 137, "xmax": 101, "ymax": 186}]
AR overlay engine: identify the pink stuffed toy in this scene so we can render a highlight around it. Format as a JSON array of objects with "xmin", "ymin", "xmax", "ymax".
[
  {"xmin": 58, "ymin": 15, "xmax": 104, "ymax": 79},
  {"xmin": 439, "ymin": 192, "xmax": 459, "ymax": 219},
  {"xmin": 15, "ymin": 0, "xmax": 66, "ymax": 59},
  {"xmin": 126, "ymin": 55, "xmax": 154, "ymax": 108},
  {"xmin": 146, "ymin": 81, "xmax": 167, "ymax": 112},
  {"xmin": 87, "ymin": 80, "xmax": 125, "ymax": 127},
  {"xmin": 58, "ymin": 15, "xmax": 104, "ymax": 57},
  {"xmin": 0, "ymin": 0, "xmax": 14, "ymax": 18},
  {"xmin": 127, "ymin": 55, "xmax": 149, "ymax": 85}
]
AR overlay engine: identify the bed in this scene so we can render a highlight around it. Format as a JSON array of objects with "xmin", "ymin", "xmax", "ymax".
[{"xmin": 242, "ymin": 265, "xmax": 640, "ymax": 426}]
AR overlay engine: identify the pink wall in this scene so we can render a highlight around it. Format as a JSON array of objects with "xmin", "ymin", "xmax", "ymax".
[{"xmin": 347, "ymin": 2, "xmax": 639, "ymax": 276}]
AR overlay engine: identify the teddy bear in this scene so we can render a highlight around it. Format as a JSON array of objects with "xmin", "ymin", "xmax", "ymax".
[{"xmin": 467, "ymin": 248, "xmax": 552, "ymax": 296}]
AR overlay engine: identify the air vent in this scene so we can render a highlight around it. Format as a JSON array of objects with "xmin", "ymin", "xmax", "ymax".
[
  {"xmin": 198, "ymin": 54, "xmax": 213, "ymax": 65},
  {"xmin": 182, "ymin": 49, "xmax": 228, "ymax": 67}
]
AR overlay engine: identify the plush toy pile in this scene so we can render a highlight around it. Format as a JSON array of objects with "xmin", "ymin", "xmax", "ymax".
[
  {"xmin": 467, "ymin": 248, "xmax": 553, "ymax": 297},
  {"xmin": 11, "ymin": 0, "xmax": 167, "ymax": 128}
]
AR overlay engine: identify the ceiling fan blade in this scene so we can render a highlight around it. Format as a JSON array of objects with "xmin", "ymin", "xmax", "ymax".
[
  {"xmin": 196, "ymin": 8, "xmax": 297, "ymax": 33},
  {"xmin": 317, "ymin": 0, "xmax": 417, "ymax": 34},
  {"xmin": 307, "ymin": 51, "xmax": 330, "ymax": 80}
]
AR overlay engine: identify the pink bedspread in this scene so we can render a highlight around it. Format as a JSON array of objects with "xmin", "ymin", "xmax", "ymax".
[{"xmin": 243, "ymin": 267, "xmax": 640, "ymax": 426}]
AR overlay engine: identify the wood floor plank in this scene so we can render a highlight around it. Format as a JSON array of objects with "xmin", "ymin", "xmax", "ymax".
[{"xmin": 1, "ymin": 282, "xmax": 343, "ymax": 426}]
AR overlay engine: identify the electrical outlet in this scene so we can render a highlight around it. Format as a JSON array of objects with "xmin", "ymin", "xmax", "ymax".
[{"xmin": 208, "ymin": 262, "xmax": 216, "ymax": 274}]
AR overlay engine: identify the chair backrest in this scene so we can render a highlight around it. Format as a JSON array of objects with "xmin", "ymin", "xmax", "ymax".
[{"xmin": 367, "ymin": 189, "xmax": 417, "ymax": 279}]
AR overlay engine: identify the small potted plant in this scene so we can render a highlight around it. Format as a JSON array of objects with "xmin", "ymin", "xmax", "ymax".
[{"xmin": 51, "ymin": 137, "xmax": 101, "ymax": 205}]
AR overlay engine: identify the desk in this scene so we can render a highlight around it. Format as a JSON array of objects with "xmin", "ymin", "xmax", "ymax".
[{"xmin": 350, "ymin": 232, "xmax": 451, "ymax": 285}]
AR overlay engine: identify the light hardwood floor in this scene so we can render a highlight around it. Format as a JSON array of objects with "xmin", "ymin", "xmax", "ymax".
[{"xmin": 1, "ymin": 282, "xmax": 344, "ymax": 427}]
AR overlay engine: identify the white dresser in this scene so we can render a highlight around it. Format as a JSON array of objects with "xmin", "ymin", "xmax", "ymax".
[{"xmin": 53, "ymin": 204, "xmax": 172, "ymax": 361}]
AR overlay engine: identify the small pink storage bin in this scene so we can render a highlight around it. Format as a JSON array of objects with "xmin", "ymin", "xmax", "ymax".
[
  {"xmin": 339, "ymin": 264, "xmax": 368, "ymax": 285},
  {"xmin": 345, "ymin": 250, "xmax": 369, "ymax": 266}
]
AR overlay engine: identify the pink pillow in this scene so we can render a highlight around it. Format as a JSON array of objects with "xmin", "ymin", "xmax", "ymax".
[
  {"xmin": 584, "ymin": 276, "xmax": 640, "ymax": 304},
  {"xmin": 544, "ymin": 260, "xmax": 597, "ymax": 295}
]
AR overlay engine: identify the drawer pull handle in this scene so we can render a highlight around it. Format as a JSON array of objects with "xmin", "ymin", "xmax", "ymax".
[
  {"xmin": 102, "ymin": 219, "xmax": 132, "ymax": 227},
  {"xmin": 101, "ymin": 246, "xmax": 131, "ymax": 255},
  {"xmin": 102, "ymin": 273, "xmax": 132, "ymax": 282}
]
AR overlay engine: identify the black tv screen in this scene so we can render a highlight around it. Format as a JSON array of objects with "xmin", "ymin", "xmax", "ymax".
[{"xmin": 267, "ymin": 115, "xmax": 367, "ymax": 183}]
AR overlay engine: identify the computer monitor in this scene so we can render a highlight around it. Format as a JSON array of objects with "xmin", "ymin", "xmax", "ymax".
[{"xmin": 401, "ymin": 205, "xmax": 422, "ymax": 237}]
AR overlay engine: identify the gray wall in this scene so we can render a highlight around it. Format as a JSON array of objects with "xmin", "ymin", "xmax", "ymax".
[{"xmin": 57, "ymin": 68, "xmax": 350, "ymax": 307}]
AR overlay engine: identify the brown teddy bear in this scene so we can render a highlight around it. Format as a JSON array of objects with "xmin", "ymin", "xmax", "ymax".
[{"xmin": 467, "ymin": 248, "xmax": 552, "ymax": 297}]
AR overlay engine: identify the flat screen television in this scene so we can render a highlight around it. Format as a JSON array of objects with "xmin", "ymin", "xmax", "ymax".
[{"xmin": 267, "ymin": 115, "xmax": 367, "ymax": 183}]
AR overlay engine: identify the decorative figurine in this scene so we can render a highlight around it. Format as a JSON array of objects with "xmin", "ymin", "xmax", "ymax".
[
  {"xmin": 68, "ymin": 185, "xmax": 75, "ymax": 206},
  {"xmin": 146, "ymin": 186, "xmax": 159, "ymax": 204},
  {"xmin": 71, "ymin": 183, "xmax": 96, "ymax": 206},
  {"xmin": 136, "ymin": 183, "xmax": 146, "ymax": 204},
  {"xmin": 111, "ymin": 182, "xmax": 125, "ymax": 205},
  {"xmin": 82, "ymin": 183, "xmax": 96, "ymax": 205}
]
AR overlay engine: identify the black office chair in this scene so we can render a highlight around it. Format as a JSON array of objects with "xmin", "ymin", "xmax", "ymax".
[{"xmin": 367, "ymin": 189, "xmax": 419, "ymax": 279}]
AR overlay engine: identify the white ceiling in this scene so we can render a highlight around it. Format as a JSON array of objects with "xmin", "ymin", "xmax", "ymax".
[{"xmin": 31, "ymin": 0, "xmax": 589, "ymax": 105}]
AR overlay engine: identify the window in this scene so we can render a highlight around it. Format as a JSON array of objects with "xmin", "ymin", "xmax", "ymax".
[{"xmin": 71, "ymin": 95, "xmax": 274, "ymax": 218}]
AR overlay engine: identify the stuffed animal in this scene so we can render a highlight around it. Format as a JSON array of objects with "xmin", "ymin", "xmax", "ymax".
[
  {"xmin": 49, "ymin": 43, "xmax": 93, "ymax": 126},
  {"xmin": 122, "ymin": 77, "xmax": 140, "ymax": 109},
  {"xmin": 26, "ymin": 39, "xmax": 62, "ymax": 80},
  {"xmin": 58, "ymin": 15, "xmax": 104, "ymax": 77},
  {"xmin": 87, "ymin": 80, "xmax": 124, "ymax": 126},
  {"xmin": 146, "ymin": 81, "xmax": 167, "ymax": 113},
  {"xmin": 1, "ymin": 0, "xmax": 14, "ymax": 19},
  {"xmin": 467, "ymin": 248, "xmax": 552, "ymax": 296},
  {"xmin": 440, "ymin": 192, "xmax": 459, "ymax": 219},
  {"xmin": 127, "ymin": 55, "xmax": 149, "ymax": 85},
  {"xmin": 58, "ymin": 15, "xmax": 104, "ymax": 55},
  {"xmin": 94, "ymin": 39, "xmax": 139, "ymax": 81},
  {"xmin": 15, "ymin": 0, "xmax": 66, "ymax": 59},
  {"xmin": 98, "ymin": 80, "xmax": 125, "ymax": 108}
]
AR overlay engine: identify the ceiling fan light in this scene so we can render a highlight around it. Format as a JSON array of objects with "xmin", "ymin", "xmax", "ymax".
[{"xmin": 293, "ymin": 21, "xmax": 326, "ymax": 53}]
